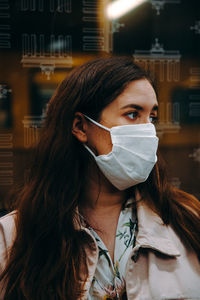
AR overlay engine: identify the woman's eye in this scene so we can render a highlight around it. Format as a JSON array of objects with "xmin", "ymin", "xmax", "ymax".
[
  {"xmin": 149, "ymin": 116, "xmax": 158, "ymax": 123},
  {"xmin": 126, "ymin": 111, "xmax": 138, "ymax": 120}
]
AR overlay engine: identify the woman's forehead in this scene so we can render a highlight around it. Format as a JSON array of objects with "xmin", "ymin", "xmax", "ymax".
[{"xmin": 106, "ymin": 79, "xmax": 158, "ymax": 111}]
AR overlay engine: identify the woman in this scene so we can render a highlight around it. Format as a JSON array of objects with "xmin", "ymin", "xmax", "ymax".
[{"xmin": 0, "ymin": 56, "xmax": 200, "ymax": 300}]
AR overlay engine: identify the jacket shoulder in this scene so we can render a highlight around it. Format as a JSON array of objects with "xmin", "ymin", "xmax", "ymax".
[{"xmin": 0, "ymin": 211, "xmax": 16, "ymax": 271}]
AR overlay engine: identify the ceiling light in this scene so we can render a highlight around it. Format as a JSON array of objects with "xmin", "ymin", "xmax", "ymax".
[{"xmin": 106, "ymin": 0, "xmax": 147, "ymax": 20}]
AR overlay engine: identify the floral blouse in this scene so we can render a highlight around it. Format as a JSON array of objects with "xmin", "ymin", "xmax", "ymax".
[{"xmin": 87, "ymin": 199, "xmax": 137, "ymax": 300}]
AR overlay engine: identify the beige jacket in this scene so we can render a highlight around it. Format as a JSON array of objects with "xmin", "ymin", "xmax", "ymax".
[{"xmin": 0, "ymin": 202, "xmax": 200, "ymax": 300}]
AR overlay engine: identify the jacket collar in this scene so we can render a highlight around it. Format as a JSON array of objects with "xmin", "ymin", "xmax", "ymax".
[
  {"xmin": 132, "ymin": 200, "xmax": 181, "ymax": 259},
  {"xmin": 74, "ymin": 196, "xmax": 181, "ymax": 258}
]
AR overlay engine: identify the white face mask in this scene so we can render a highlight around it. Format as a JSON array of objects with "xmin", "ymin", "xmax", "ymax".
[{"xmin": 83, "ymin": 115, "xmax": 159, "ymax": 191}]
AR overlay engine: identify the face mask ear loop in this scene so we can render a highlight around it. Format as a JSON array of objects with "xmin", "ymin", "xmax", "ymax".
[
  {"xmin": 82, "ymin": 114, "xmax": 111, "ymax": 158},
  {"xmin": 83, "ymin": 144, "xmax": 97, "ymax": 158},
  {"xmin": 83, "ymin": 114, "xmax": 111, "ymax": 132}
]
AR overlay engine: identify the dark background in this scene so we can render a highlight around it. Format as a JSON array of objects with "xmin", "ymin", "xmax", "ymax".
[{"xmin": 0, "ymin": 0, "xmax": 200, "ymax": 211}]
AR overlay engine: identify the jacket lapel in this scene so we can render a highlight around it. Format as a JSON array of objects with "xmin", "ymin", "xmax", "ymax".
[{"xmin": 132, "ymin": 201, "xmax": 181, "ymax": 260}]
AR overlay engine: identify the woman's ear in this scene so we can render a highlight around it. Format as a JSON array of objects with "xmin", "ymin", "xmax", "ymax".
[{"xmin": 72, "ymin": 112, "xmax": 88, "ymax": 143}]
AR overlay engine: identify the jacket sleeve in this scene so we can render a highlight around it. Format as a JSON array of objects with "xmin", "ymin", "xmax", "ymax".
[
  {"xmin": 0, "ymin": 224, "xmax": 9, "ymax": 274},
  {"xmin": 0, "ymin": 212, "xmax": 16, "ymax": 273}
]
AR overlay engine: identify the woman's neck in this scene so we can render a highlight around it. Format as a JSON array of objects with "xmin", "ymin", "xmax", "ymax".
[{"xmin": 80, "ymin": 163, "xmax": 128, "ymax": 212}]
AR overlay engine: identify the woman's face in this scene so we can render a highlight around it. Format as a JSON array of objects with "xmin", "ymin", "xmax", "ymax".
[
  {"xmin": 73, "ymin": 78, "xmax": 158, "ymax": 156},
  {"xmin": 84, "ymin": 78, "xmax": 158, "ymax": 156}
]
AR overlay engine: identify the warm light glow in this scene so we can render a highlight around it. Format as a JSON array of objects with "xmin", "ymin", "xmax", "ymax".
[{"xmin": 106, "ymin": 0, "xmax": 147, "ymax": 19}]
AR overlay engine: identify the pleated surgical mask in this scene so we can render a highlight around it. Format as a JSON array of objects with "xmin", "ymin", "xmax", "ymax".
[{"xmin": 83, "ymin": 114, "xmax": 159, "ymax": 190}]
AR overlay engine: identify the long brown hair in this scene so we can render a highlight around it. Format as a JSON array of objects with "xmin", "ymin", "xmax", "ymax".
[{"xmin": 1, "ymin": 56, "xmax": 200, "ymax": 299}]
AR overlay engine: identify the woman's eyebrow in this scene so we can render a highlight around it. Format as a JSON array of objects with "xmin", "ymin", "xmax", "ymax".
[
  {"xmin": 120, "ymin": 104, "xmax": 158, "ymax": 111},
  {"xmin": 120, "ymin": 104, "xmax": 143, "ymax": 110}
]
